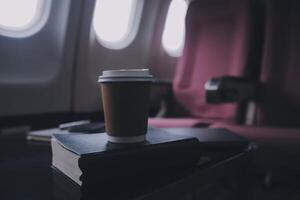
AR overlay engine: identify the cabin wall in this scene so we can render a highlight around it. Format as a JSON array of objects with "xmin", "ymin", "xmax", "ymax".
[
  {"xmin": 0, "ymin": 0, "xmax": 81, "ymax": 117},
  {"xmin": 72, "ymin": 0, "xmax": 161, "ymax": 112},
  {"xmin": 148, "ymin": 0, "xmax": 179, "ymax": 81},
  {"xmin": 0, "ymin": 0, "xmax": 173, "ymax": 117}
]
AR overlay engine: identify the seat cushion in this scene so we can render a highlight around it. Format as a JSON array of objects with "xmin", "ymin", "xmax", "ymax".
[{"xmin": 148, "ymin": 118, "xmax": 210, "ymax": 128}]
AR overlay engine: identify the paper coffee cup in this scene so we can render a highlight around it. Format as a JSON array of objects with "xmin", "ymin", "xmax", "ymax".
[{"xmin": 98, "ymin": 69, "xmax": 153, "ymax": 143}]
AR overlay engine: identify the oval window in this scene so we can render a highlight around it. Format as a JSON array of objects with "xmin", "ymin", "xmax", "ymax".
[
  {"xmin": 0, "ymin": 0, "xmax": 51, "ymax": 38},
  {"xmin": 92, "ymin": 0, "xmax": 144, "ymax": 50},
  {"xmin": 162, "ymin": 0, "xmax": 188, "ymax": 57}
]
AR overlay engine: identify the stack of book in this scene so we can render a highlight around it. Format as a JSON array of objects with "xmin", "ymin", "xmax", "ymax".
[{"xmin": 51, "ymin": 128, "xmax": 201, "ymax": 199}]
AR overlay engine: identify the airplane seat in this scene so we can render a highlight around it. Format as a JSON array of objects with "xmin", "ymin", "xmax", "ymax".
[
  {"xmin": 149, "ymin": 0, "xmax": 264, "ymax": 128},
  {"xmin": 211, "ymin": 0, "xmax": 300, "ymax": 170}
]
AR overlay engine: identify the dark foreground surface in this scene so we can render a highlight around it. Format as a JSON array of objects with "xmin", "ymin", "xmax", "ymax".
[{"xmin": 1, "ymin": 129, "xmax": 300, "ymax": 200}]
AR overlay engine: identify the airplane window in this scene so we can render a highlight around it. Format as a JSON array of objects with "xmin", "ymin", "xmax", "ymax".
[
  {"xmin": 92, "ymin": 0, "xmax": 143, "ymax": 49},
  {"xmin": 0, "ymin": 0, "xmax": 51, "ymax": 38},
  {"xmin": 162, "ymin": 0, "xmax": 188, "ymax": 57}
]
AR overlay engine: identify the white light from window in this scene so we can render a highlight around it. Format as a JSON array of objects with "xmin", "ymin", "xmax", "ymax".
[
  {"xmin": 0, "ymin": 0, "xmax": 50, "ymax": 38},
  {"xmin": 0, "ymin": 0, "xmax": 39, "ymax": 29},
  {"xmin": 93, "ymin": 0, "xmax": 143, "ymax": 49},
  {"xmin": 162, "ymin": 0, "xmax": 188, "ymax": 57}
]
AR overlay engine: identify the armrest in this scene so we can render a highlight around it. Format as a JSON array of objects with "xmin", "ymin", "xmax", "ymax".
[{"xmin": 205, "ymin": 76, "xmax": 256, "ymax": 104}]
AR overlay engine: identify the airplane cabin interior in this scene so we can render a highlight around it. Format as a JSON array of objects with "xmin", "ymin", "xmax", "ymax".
[{"xmin": 1, "ymin": 0, "xmax": 300, "ymax": 199}]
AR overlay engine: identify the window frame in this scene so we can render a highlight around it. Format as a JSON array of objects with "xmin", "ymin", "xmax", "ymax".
[
  {"xmin": 92, "ymin": 0, "xmax": 144, "ymax": 50},
  {"xmin": 0, "ymin": 0, "xmax": 52, "ymax": 38},
  {"xmin": 161, "ymin": 0, "xmax": 188, "ymax": 57}
]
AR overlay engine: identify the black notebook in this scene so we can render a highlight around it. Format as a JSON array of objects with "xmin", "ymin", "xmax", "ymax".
[{"xmin": 51, "ymin": 128, "xmax": 201, "ymax": 186}]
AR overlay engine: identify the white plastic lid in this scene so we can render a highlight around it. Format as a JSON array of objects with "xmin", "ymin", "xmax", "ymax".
[
  {"xmin": 98, "ymin": 69, "xmax": 153, "ymax": 82},
  {"xmin": 102, "ymin": 69, "xmax": 151, "ymax": 77}
]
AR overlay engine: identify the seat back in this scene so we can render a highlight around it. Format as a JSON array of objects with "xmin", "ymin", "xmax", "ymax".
[
  {"xmin": 257, "ymin": 0, "xmax": 300, "ymax": 126},
  {"xmin": 173, "ymin": 0, "xmax": 264, "ymax": 123}
]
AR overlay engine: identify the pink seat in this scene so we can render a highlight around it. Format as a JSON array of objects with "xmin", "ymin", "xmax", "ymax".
[
  {"xmin": 149, "ymin": 118, "xmax": 205, "ymax": 128},
  {"xmin": 213, "ymin": 0, "xmax": 300, "ymax": 169},
  {"xmin": 149, "ymin": 0, "xmax": 262, "ymax": 128},
  {"xmin": 149, "ymin": 118, "xmax": 213, "ymax": 128}
]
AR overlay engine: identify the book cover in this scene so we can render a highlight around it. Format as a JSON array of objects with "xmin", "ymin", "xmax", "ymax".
[{"xmin": 52, "ymin": 128, "xmax": 201, "ymax": 188}]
